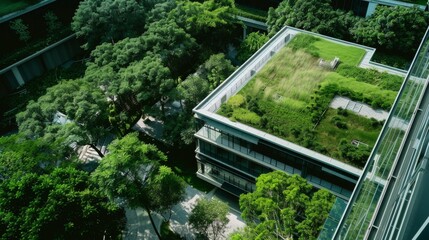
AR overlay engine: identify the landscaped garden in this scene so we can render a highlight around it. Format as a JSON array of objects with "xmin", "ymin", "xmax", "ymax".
[{"xmin": 218, "ymin": 34, "xmax": 404, "ymax": 167}]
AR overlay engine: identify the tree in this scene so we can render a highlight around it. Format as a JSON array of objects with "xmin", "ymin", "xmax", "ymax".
[
  {"xmin": 177, "ymin": 74, "xmax": 210, "ymax": 113},
  {"xmin": 237, "ymin": 32, "xmax": 269, "ymax": 63},
  {"xmin": 189, "ymin": 198, "xmax": 229, "ymax": 240},
  {"xmin": 168, "ymin": 0, "xmax": 238, "ymax": 52},
  {"xmin": 119, "ymin": 54, "xmax": 175, "ymax": 116},
  {"xmin": 0, "ymin": 167, "xmax": 125, "ymax": 240},
  {"xmin": 296, "ymin": 189, "xmax": 336, "ymax": 240},
  {"xmin": 16, "ymin": 79, "xmax": 109, "ymax": 157},
  {"xmin": 86, "ymin": 36, "xmax": 145, "ymax": 72},
  {"xmin": 266, "ymin": 0, "xmax": 357, "ymax": 39},
  {"xmin": 72, "ymin": 0, "xmax": 146, "ymax": 49},
  {"xmin": 142, "ymin": 18, "xmax": 199, "ymax": 77},
  {"xmin": 197, "ymin": 53, "xmax": 236, "ymax": 90},
  {"xmin": 236, "ymin": 171, "xmax": 335, "ymax": 239},
  {"xmin": 148, "ymin": 166, "xmax": 186, "ymax": 221},
  {"xmin": 0, "ymin": 134, "xmax": 70, "ymax": 181},
  {"xmin": 44, "ymin": 11, "xmax": 62, "ymax": 43},
  {"xmin": 92, "ymin": 132, "xmax": 167, "ymax": 239},
  {"xmin": 9, "ymin": 18, "xmax": 31, "ymax": 44},
  {"xmin": 351, "ymin": 6, "xmax": 429, "ymax": 56}
]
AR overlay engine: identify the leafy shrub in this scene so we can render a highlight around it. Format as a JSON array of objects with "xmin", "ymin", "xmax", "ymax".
[
  {"xmin": 336, "ymin": 64, "xmax": 403, "ymax": 91},
  {"xmin": 231, "ymin": 108, "xmax": 261, "ymax": 125},
  {"xmin": 339, "ymin": 139, "xmax": 371, "ymax": 166},
  {"xmin": 337, "ymin": 107, "xmax": 348, "ymax": 116},
  {"xmin": 228, "ymin": 94, "xmax": 246, "ymax": 108}
]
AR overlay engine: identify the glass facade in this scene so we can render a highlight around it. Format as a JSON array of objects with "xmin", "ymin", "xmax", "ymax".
[
  {"xmin": 334, "ymin": 29, "xmax": 429, "ymax": 239},
  {"xmin": 195, "ymin": 124, "xmax": 356, "ymax": 198}
]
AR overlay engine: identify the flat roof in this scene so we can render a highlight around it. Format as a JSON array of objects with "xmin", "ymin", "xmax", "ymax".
[{"xmin": 194, "ymin": 27, "xmax": 405, "ymax": 177}]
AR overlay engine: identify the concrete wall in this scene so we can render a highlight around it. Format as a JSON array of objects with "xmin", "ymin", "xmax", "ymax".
[{"xmin": 0, "ymin": 34, "xmax": 82, "ymax": 97}]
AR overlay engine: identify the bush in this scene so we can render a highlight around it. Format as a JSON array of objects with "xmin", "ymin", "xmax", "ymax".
[
  {"xmin": 337, "ymin": 107, "xmax": 348, "ymax": 116},
  {"xmin": 231, "ymin": 108, "xmax": 261, "ymax": 125},
  {"xmin": 336, "ymin": 64, "xmax": 403, "ymax": 91},
  {"xmin": 339, "ymin": 139, "xmax": 371, "ymax": 166}
]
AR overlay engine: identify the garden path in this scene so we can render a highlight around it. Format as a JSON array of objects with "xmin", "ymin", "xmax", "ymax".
[
  {"xmin": 330, "ymin": 96, "xmax": 389, "ymax": 121},
  {"xmin": 124, "ymin": 186, "xmax": 246, "ymax": 240}
]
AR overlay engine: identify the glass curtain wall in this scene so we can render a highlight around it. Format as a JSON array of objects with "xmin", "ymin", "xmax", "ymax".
[{"xmin": 333, "ymin": 28, "xmax": 429, "ymax": 239}]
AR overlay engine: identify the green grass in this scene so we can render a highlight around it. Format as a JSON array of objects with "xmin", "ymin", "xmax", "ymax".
[
  {"xmin": 218, "ymin": 33, "xmax": 401, "ymax": 166},
  {"xmin": 316, "ymin": 109, "xmax": 382, "ymax": 166},
  {"xmin": 0, "ymin": 0, "xmax": 41, "ymax": 16},
  {"xmin": 312, "ymin": 40, "xmax": 366, "ymax": 66},
  {"xmin": 288, "ymin": 34, "xmax": 366, "ymax": 66}
]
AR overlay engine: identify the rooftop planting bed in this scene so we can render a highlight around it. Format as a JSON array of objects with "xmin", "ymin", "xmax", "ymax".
[{"xmin": 218, "ymin": 34, "xmax": 403, "ymax": 167}]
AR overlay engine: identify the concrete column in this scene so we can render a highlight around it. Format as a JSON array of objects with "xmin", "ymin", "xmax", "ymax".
[
  {"xmin": 11, "ymin": 66, "xmax": 25, "ymax": 86},
  {"xmin": 366, "ymin": 2, "xmax": 378, "ymax": 17}
]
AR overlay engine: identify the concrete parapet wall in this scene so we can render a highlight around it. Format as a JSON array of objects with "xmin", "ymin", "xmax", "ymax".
[{"xmin": 0, "ymin": 34, "xmax": 82, "ymax": 96}]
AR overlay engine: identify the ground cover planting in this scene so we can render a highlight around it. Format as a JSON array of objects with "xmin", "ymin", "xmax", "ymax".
[{"xmin": 219, "ymin": 34, "xmax": 403, "ymax": 167}]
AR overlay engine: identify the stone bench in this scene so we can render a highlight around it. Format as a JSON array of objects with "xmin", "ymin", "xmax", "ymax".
[{"xmin": 319, "ymin": 57, "xmax": 340, "ymax": 70}]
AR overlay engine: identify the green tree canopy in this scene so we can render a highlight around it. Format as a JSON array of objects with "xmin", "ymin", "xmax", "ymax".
[
  {"xmin": 266, "ymin": 0, "xmax": 357, "ymax": 39},
  {"xmin": 148, "ymin": 166, "xmax": 186, "ymax": 221},
  {"xmin": 189, "ymin": 198, "xmax": 230, "ymax": 240},
  {"xmin": 10, "ymin": 18, "xmax": 30, "ymax": 44},
  {"xmin": 16, "ymin": 79, "xmax": 109, "ymax": 156},
  {"xmin": 91, "ymin": 132, "xmax": 167, "ymax": 238},
  {"xmin": 142, "ymin": 18, "xmax": 199, "ymax": 77},
  {"xmin": 0, "ymin": 134, "xmax": 70, "ymax": 181},
  {"xmin": 177, "ymin": 74, "xmax": 210, "ymax": 113},
  {"xmin": 0, "ymin": 167, "xmax": 125, "ymax": 240},
  {"xmin": 72, "ymin": 0, "xmax": 147, "ymax": 49},
  {"xmin": 351, "ymin": 6, "xmax": 429, "ymax": 56},
  {"xmin": 237, "ymin": 32, "xmax": 269, "ymax": 63},
  {"xmin": 197, "ymin": 53, "xmax": 236, "ymax": 90},
  {"xmin": 236, "ymin": 171, "xmax": 335, "ymax": 239}
]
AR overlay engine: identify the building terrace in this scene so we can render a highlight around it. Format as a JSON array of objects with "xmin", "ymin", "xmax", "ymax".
[{"xmin": 193, "ymin": 27, "xmax": 407, "ymax": 200}]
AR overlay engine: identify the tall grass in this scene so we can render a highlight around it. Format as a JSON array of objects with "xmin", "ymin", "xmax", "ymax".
[
  {"xmin": 248, "ymin": 48, "xmax": 328, "ymax": 103},
  {"xmin": 218, "ymin": 33, "xmax": 399, "ymax": 166}
]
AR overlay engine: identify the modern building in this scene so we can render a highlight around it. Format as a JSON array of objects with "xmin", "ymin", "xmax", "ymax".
[
  {"xmin": 192, "ymin": 26, "xmax": 405, "ymax": 201},
  {"xmin": 331, "ymin": 28, "xmax": 429, "ymax": 240}
]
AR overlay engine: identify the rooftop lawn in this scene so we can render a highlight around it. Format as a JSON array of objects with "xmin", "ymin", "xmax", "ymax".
[{"xmin": 219, "ymin": 34, "xmax": 403, "ymax": 167}]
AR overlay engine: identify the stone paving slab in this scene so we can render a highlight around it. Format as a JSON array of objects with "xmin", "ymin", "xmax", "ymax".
[{"xmin": 330, "ymin": 96, "xmax": 389, "ymax": 121}]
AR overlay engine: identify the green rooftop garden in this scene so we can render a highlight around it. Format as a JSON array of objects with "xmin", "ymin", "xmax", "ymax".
[{"xmin": 219, "ymin": 34, "xmax": 404, "ymax": 167}]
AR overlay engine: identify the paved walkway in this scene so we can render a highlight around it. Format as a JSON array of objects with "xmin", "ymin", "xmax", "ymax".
[
  {"xmin": 124, "ymin": 186, "xmax": 246, "ymax": 240},
  {"xmin": 330, "ymin": 96, "xmax": 389, "ymax": 121}
]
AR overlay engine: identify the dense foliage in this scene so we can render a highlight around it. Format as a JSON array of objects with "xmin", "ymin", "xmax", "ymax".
[
  {"xmin": 0, "ymin": 134, "xmax": 126, "ymax": 240},
  {"xmin": 16, "ymin": 79, "xmax": 109, "ymax": 157},
  {"xmin": 92, "ymin": 133, "xmax": 186, "ymax": 238},
  {"xmin": 351, "ymin": 6, "xmax": 429, "ymax": 56},
  {"xmin": 237, "ymin": 32, "xmax": 269, "ymax": 63},
  {"xmin": 189, "ymin": 198, "xmax": 230, "ymax": 240},
  {"xmin": 0, "ymin": 167, "xmax": 125, "ymax": 240},
  {"xmin": 267, "ymin": 0, "xmax": 358, "ymax": 40},
  {"xmin": 267, "ymin": 0, "xmax": 428, "ymax": 61},
  {"xmin": 72, "ymin": 0, "xmax": 149, "ymax": 49},
  {"xmin": 232, "ymin": 171, "xmax": 335, "ymax": 239}
]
